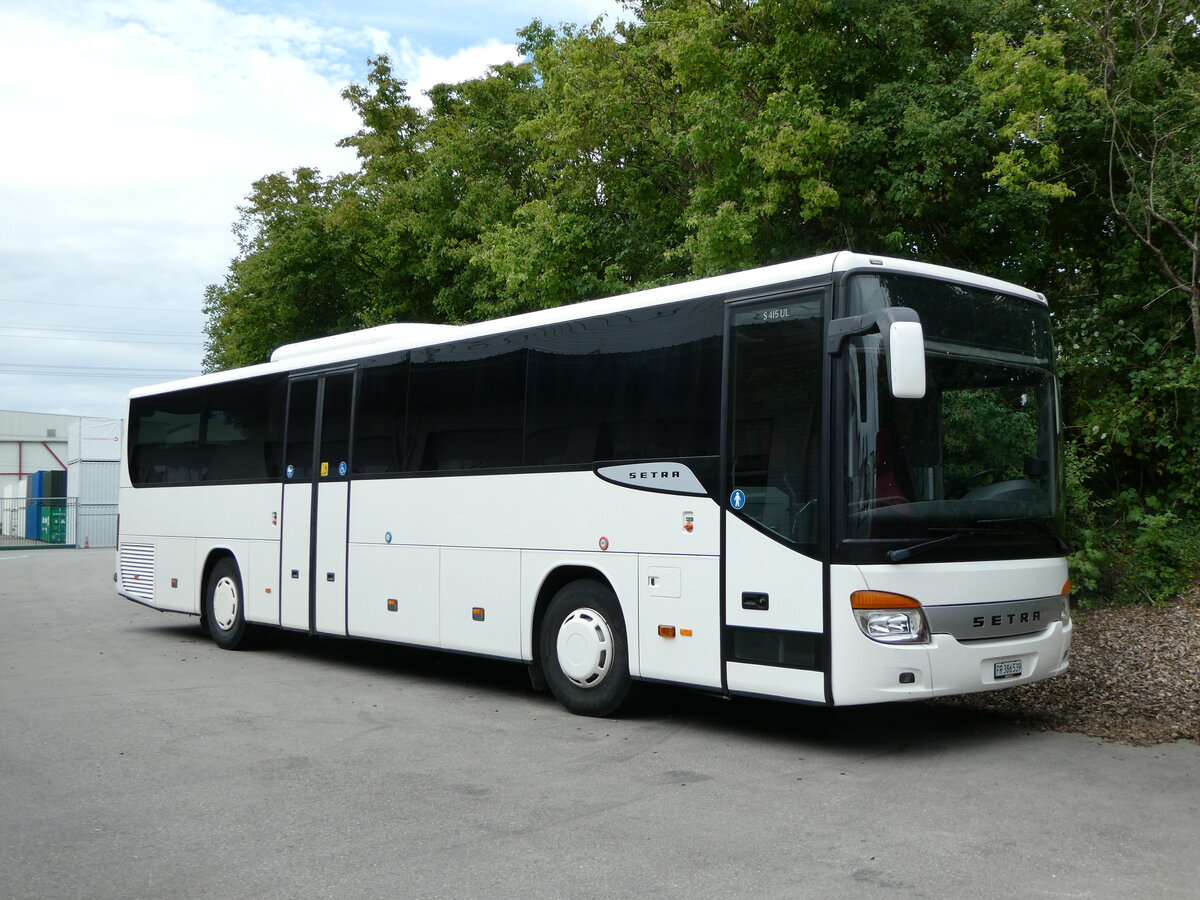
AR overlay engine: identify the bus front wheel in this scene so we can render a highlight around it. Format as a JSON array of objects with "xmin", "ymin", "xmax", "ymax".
[
  {"xmin": 205, "ymin": 557, "xmax": 251, "ymax": 650},
  {"xmin": 539, "ymin": 580, "xmax": 633, "ymax": 717}
]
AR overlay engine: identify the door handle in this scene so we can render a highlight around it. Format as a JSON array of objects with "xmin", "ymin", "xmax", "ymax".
[{"xmin": 741, "ymin": 592, "xmax": 769, "ymax": 611}]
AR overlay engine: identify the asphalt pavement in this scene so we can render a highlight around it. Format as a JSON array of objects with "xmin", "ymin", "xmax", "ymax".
[{"xmin": 2, "ymin": 549, "xmax": 1197, "ymax": 899}]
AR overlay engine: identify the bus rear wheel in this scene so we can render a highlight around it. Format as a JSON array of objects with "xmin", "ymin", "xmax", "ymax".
[
  {"xmin": 205, "ymin": 557, "xmax": 252, "ymax": 650},
  {"xmin": 539, "ymin": 580, "xmax": 633, "ymax": 717}
]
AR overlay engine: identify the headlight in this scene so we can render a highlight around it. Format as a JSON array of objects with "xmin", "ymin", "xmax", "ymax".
[{"xmin": 851, "ymin": 590, "xmax": 929, "ymax": 644}]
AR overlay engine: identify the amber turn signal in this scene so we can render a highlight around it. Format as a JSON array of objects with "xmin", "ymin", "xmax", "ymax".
[{"xmin": 851, "ymin": 590, "xmax": 921, "ymax": 610}]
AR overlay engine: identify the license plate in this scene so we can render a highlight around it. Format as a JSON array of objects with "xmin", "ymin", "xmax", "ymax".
[{"xmin": 994, "ymin": 659, "xmax": 1023, "ymax": 679}]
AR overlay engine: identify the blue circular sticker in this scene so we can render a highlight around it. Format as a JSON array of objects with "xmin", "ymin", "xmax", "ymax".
[
  {"xmin": 384, "ymin": 531, "xmax": 392, "ymax": 544},
  {"xmin": 338, "ymin": 461, "xmax": 348, "ymax": 477},
  {"xmin": 730, "ymin": 489, "xmax": 746, "ymax": 510},
  {"xmin": 286, "ymin": 464, "xmax": 295, "ymax": 480}
]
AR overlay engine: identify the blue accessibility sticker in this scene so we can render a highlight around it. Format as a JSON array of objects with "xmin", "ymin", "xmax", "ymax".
[
  {"xmin": 730, "ymin": 489, "xmax": 746, "ymax": 510},
  {"xmin": 286, "ymin": 464, "xmax": 295, "ymax": 480}
]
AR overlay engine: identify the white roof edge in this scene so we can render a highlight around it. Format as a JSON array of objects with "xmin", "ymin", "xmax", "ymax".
[
  {"xmin": 270, "ymin": 323, "xmax": 459, "ymax": 363},
  {"xmin": 130, "ymin": 251, "xmax": 1043, "ymax": 399},
  {"xmin": 831, "ymin": 251, "xmax": 1046, "ymax": 304}
]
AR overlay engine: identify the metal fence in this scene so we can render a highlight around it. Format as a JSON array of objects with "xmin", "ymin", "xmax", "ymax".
[{"xmin": 0, "ymin": 497, "xmax": 118, "ymax": 550}]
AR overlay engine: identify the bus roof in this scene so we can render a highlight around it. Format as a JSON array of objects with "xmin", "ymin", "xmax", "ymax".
[{"xmin": 132, "ymin": 251, "xmax": 1046, "ymax": 398}]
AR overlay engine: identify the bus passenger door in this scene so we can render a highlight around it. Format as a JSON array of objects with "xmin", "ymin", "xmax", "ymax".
[
  {"xmin": 279, "ymin": 371, "xmax": 354, "ymax": 635},
  {"xmin": 723, "ymin": 292, "xmax": 828, "ymax": 703}
]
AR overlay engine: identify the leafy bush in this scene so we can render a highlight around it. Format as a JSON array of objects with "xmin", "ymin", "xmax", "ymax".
[{"xmin": 1059, "ymin": 289, "xmax": 1200, "ymax": 604}]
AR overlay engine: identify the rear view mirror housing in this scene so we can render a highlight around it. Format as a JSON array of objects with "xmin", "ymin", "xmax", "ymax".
[
  {"xmin": 886, "ymin": 319, "xmax": 926, "ymax": 398},
  {"xmin": 827, "ymin": 307, "xmax": 927, "ymax": 399}
]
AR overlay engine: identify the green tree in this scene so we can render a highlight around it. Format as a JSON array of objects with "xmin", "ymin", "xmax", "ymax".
[
  {"xmin": 969, "ymin": 2, "xmax": 1200, "ymax": 600},
  {"xmin": 199, "ymin": 0, "xmax": 1200, "ymax": 602},
  {"xmin": 203, "ymin": 167, "xmax": 367, "ymax": 370},
  {"xmin": 1083, "ymin": 0, "xmax": 1200, "ymax": 354}
]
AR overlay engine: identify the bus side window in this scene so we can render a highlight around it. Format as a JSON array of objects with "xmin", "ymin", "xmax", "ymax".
[
  {"xmin": 728, "ymin": 294, "xmax": 824, "ymax": 548},
  {"xmin": 405, "ymin": 346, "xmax": 525, "ymax": 472},
  {"xmin": 525, "ymin": 299, "xmax": 723, "ymax": 465},
  {"xmin": 354, "ymin": 359, "xmax": 407, "ymax": 475},
  {"xmin": 129, "ymin": 391, "xmax": 202, "ymax": 486}
]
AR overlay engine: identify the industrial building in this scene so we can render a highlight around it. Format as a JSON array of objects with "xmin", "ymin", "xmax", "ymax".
[{"xmin": 1, "ymin": 411, "xmax": 122, "ymax": 549}]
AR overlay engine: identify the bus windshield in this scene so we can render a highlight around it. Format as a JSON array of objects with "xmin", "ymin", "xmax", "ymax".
[{"xmin": 839, "ymin": 274, "xmax": 1063, "ymax": 561}]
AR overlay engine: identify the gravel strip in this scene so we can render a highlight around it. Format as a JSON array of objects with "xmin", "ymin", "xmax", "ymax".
[{"xmin": 937, "ymin": 589, "xmax": 1200, "ymax": 745}]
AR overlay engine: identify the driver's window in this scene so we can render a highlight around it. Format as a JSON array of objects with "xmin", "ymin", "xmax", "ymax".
[{"xmin": 728, "ymin": 292, "xmax": 824, "ymax": 549}]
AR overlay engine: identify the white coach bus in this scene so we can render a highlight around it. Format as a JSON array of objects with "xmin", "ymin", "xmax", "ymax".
[{"xmin": 117, "ymin": 251, "xmax": 1072, "ymax": 716}]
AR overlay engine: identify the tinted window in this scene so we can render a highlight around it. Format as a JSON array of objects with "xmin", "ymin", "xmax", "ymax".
[
  {"xmin": 405, "ymin": 340, "xmax": 526, "ymax": 471},
  {"xmin": 728, "ymin": 293, "xmax": 824, "ymax": 547},
  {"xmin": 284, "ymin": 379, "xmax": 318, "ymax": 480},
  {"xmin": 203, "ymin": 377, "xmax": 284, "ymax": 481},
  {"xmin": 354, "ymin": 359, "xmax": 407, "ymax": 474},
  {"xmin": 525, "ymin": 298, "xmax": 723, "ymax": 465},
  {"xmin": 848, "ymin": 274, "xmax": 1053, "ymax": 363},
  {"xmin": 129, "ymin": 375, "xmax": 283, "ymax": 485},
  {"xmin": 130, "ymin": 390, "xmax": 204, "ymax": 484},
  {"xmin": 319, "ymin": 373, "xmax": 354, "ymax": 478}
]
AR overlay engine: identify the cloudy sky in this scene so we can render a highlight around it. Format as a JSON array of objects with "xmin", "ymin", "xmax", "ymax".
[{"xmin": 0, "ymin": 0, "xmax": 620, "ymax": 420}]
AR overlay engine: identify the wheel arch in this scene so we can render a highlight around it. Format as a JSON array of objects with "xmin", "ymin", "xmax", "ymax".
[{"xmin": 531, "ymin": 565, "xmax": 622, "ymax": 672}]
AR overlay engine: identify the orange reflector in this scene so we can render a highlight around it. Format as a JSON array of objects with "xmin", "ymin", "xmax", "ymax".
[
  {"xmin": 265, "ymin": 588, "xmax": 272, "ymax": 594},
  {"xmin": 851, "ymin": 590, "xmax": 921, "ymax": 609},
  {"xmin": 680, "ymin": 628, "xmax": 693, "ymax": 637},
  {"xmin": 387, "ymin": 599, "xmax": 398, "ymax": 612},
  {"xmin": 658, "ymin": 624, "xmax": 676, "ymax": 638},
  {"xmin": 472, "ymin": 607, "xmax": 485, "ymax": 621},
  {"xmin": 1062, "ymin": 579, "xmax": 1072, "ymax": 596}
]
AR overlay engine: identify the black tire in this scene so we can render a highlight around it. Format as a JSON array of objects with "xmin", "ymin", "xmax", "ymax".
[
  {"xmin": 204, "ymin": 557, "xmax": 251, "ymax": 650},
  {"xmin": 539, "ymin": 579, "xmax": 633, "ymax": 717}
]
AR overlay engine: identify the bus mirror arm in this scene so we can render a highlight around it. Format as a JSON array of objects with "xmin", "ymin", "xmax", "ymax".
[
  {"xmin": 826, "ymin": 307, "xmax": 926, "ymax": 400},
  {"xmin": 826, "ymin": 307, "xmax": 921, "ymax": 354}
]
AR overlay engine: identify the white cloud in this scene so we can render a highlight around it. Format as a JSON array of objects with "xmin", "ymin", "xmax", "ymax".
[
  {"xmin": 3, "ymin": 1, "xmax": 363, "ymax": 196},
  {"xmin": 0, "ymin": 0, "xmax": 623, "ymax": 417},
  {"xmin": 418, "ymin": 41, "xmax": 525, "ymax": 102},
  {"xmin": 404, "ymin": 40, "xmax": 524, "ymax": 108},
  {"xmin": 0, "ymin": 0, "xmax": 377, "ymax": 415},
  {"xmin": 355, "ymin": 31, "xmax": 524, "ymax": 110}
]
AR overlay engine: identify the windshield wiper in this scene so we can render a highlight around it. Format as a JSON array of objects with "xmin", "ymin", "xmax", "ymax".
[
  {"xmin": 887, "ymin": 532, "xmax": 962, "ymax": 563},
  {"xmin": 887, "ymin": 519, "xmax": 1071, "ymax": 563}
]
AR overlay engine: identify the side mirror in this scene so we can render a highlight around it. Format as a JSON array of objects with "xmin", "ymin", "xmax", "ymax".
[
  {"xmin": 827, "ymin": 306, "xmax": 927, "ymax": 399},
  {"xmin": 885, "ymin": 319, "xmax": 926, "ymax": 399}
]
